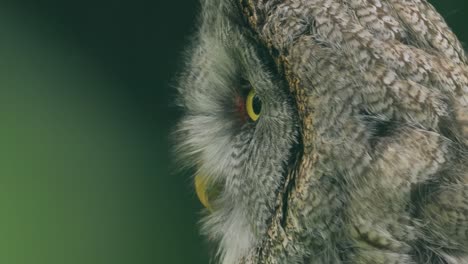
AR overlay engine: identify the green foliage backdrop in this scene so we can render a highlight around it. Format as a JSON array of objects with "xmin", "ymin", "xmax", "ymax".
[{"xmin": 0, "ymin": 1, "xmax": 465, "ymax": 263}]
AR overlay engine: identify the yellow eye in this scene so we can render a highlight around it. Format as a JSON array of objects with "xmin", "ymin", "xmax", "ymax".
[{"xmin": 246, "ymin": 89, "xmax": 262, "ymax": 121}]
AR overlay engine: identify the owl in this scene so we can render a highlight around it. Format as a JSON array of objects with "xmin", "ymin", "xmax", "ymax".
[{"xmin": 175, "ymin": 0, "xmax": 468, "ymax": 263}]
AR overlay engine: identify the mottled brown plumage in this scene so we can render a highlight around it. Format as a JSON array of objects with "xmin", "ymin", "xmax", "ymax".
[
  {"xmin": 177, "ymin": 0, "xmax": 468, "ymax": 263},
  {"xmin": 238, "ymin": 0, "xmax": 468, "ymax": 263}
]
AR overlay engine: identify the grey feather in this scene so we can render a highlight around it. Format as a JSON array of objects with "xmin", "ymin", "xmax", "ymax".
[{"xmin": 175, "ymin": 0, "xmax": 468, "ymax": 263}]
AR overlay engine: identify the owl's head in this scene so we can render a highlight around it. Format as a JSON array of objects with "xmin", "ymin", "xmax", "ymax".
[{"xmin": 175, "ymin": 0, "xmax": 298, "ymax": 263}]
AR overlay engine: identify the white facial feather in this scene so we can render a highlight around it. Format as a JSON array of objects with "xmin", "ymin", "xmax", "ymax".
[{"xmin": 175, "ymin": 1, "xmax": 297, "ymax": 263}]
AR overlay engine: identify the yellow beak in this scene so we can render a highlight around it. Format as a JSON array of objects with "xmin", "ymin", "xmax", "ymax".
[{"xmin": 194, "ymin": 175, "xmax": 212, "ymax": 211}]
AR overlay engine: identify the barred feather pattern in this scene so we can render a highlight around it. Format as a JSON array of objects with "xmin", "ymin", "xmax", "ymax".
[{"xmin": 176, "ymin": 0, "xmax": 468, "ymax": 263}]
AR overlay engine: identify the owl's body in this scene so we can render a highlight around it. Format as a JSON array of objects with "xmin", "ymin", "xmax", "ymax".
[{"xmin": 176, "ymin": 0, "xmax": 468, "ymax": 263}]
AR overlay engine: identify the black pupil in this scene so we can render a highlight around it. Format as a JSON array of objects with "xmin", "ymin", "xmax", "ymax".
[{"xmin": 252, "ymin": 94, "xmax": 262, "ymax": 115}]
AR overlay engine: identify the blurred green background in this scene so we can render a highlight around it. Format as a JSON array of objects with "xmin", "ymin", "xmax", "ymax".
[{"xmin": 0, "ymin": 1, "xmax": 465, "ymax": 264}]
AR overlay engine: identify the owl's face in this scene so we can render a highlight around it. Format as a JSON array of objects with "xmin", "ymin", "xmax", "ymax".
[
  {"xmin": 177, "ymin": 0, "xmax": 468, "ymax": 263},
  {"xmin": 175, "ymin": 1, "xmax": 297, "ymax": 263}
]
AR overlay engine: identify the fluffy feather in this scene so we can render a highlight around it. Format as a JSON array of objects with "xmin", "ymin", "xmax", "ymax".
[{"xmin": 175, "ymin": 0, "xmax": 468, "ymax": 263}]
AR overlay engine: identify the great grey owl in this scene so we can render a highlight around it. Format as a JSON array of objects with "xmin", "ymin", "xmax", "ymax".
[{"xmin": 175, "ymin": 0, "xmax": 468, "ymax": 263}]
